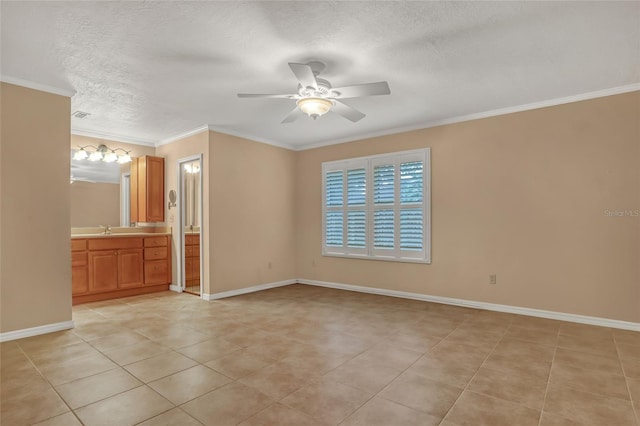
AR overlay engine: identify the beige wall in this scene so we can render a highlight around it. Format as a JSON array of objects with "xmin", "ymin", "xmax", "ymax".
[
  {"xmin": 156, "ymin": 131, "xmax": 210, "ymax": 293},
  {"xmin": 209, "ymin": 131, "xmax": 297, "ymax": 293},
  {"xmin": 2, "ymin": 81, "xmax": 634, "ymax": 336},
  {"xmin": 295, "ymin": 92, "xmax": 640, "ymax": 323},
  {"xmin": 156, "ymin": 131, "xmax": 297, "ymax": 296},
  {"xmin": 1, "ymin": 83, "xmax": 72, "ymax": 333},
  {"xmin": 70, "ymin": 181, "xmax": 120, "ymax": 227}
]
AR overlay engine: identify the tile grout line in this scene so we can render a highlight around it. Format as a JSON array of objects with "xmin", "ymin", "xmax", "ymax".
[
  {"xmin": 536, "ymin": 326, "xmax": 560, "ymax": 426},
  {"xmin": 437, "ymin": 318, "xmax": 517, "ymax": 425},
  {"xmin": 614, "ymin": 336, "xmax": 640, "ymax": 426},
  {"xmin": 14, "ymin": 340, "xmax": 86, "ymax": 425}
]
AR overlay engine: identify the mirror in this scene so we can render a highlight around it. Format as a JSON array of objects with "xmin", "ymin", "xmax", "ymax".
[
  {"xmin": 70, "ymin": 150, "xmax": 126, "ymax": 227},
  {"xmin": 181, "ymin": 158, "xmax": 202, "ymax": 295}
]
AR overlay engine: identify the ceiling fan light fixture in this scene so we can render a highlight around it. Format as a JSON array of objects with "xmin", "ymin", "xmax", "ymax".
[{"xmin": 297, "ymin": 97, "xmax": 333, "ymax": 119}]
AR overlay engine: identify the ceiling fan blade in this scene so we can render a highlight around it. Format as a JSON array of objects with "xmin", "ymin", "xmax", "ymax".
[
  {"xmin": 331, "ymin": 100, "xmax": 366, "ymax": 122},
  {"xmin": 331, "ymin": 81, "xmax": 390, "ymax": 99},
  {"xmin": 281, "ymin": 106, "xmax": 302, "ymax": 124},
  {"xmin": 288, "ymin": 63, "xmax": 318, "ymax": 90},
  {"xmin": 237, "ymin": 93, "xmax": 296, "ymax": 99}
]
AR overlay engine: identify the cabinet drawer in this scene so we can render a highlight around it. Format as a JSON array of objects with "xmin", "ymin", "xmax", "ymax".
[
  {"xmin": 144, "ymin": 260, "xmax": 168, "ymax": 285},
  {"xmin": 184, "ymin": 245, "xmax": 200, "ymax": 258},
  {"xmin": 145, "ymin": 247, "xmax": 167, "ymax": 260},
  {"xmin": 72, "ymin": 239, "xmax": 87, "ymax": 251},
  {"xmin": 144, "ymin": 236, "xmax": 168, "ymax": 248},
  {"xmin": 72, "ymin": 252, "xmax": 87, "ymax": 267},
  {"xmin": 89, "ymin": 238, "xmax": 143, "ymax": 251},
  {"xmin": 185, "ymin": 234, "xmax": 199, "ymax": 245}
]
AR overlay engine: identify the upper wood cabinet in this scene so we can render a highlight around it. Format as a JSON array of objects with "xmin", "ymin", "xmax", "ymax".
[{"xmin": 131, "ymin": 155, "xmax": 165, "ymax": 223}]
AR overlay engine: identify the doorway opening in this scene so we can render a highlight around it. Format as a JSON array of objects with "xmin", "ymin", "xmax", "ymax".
[{"xmin": 177, "ymin": 155, "xmax": 203, "ymax": 297}]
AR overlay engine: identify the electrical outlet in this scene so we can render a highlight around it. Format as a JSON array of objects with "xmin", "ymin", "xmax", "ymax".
[
  {"xmin": 268, "ymin": 261, "xmax": 272, "ymax": 269},
  {"xmin": 489, "ymin": 274, "xmax": 497, "ymax": 285}
]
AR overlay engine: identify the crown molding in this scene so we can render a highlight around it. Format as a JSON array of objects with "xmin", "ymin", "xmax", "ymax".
[
  {"xmin": 0, "ymin": 75, "xmax": 76, "ymax": 97},
  {"xmin": 35, "ymin": 81, "xmax": 640, "ymax": 152},
  {"xmin": 157, "ymin": 124, "xmax": 296, "ymax": 151},
  {"xmin": 296, "ymin": 82, "xmax": 640, "ymax": 151},
  {"xmin": 71, "ymin": 128, "xmax": 157, "ymax": 147},
  {"xmin": 155, "ymin": 125, "xmax": 211, "ymax": 147},
  {"xmin": 205, "ymin": 125, "xmax": 296, "ymax": 151}
]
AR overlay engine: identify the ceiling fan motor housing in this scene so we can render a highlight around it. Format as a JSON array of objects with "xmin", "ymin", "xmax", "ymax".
[{"xmin": 298, "ymin": 78, "xmax": 334, "ymax": 98}]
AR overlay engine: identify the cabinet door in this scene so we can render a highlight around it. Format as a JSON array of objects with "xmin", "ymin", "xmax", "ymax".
[
  {"xmin": 118, "ymin": 249, "xmax": 144, "ymax": 288},
  {"xmin": 88, "ymin": 251, "xmax": 118, "ymax": 292},
  {"xmin": 72, "ymin": 266, "xmax": 89, "ymax": 294},
  {"xmin": 146, "ymin": 156, "xmax": 165, "ymax": 222},
  {"xmin": 144, "ymin": 260, "xmax": 169, "ymax": 285},
  {"xmin": 72, "ymin": 252, "xmax": 89, "ymax": 294}
]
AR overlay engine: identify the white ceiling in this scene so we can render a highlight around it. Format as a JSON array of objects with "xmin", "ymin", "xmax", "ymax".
[{"xmin": 2, "ymin": 2, "xmax": 639, "ymax": 150}]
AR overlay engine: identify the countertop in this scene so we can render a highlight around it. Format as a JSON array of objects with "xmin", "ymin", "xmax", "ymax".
[
  {"xmin": 71, "ymin": 232, "xmax": 171, "ymax": 239},
  {"xmin": 71, "ymin": 226, "xmax": 172, "ymax": 239}
]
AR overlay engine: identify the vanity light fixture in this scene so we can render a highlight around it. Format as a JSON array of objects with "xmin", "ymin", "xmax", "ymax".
[{"xmin": 73, "ymin": 144, "xmax": 132, "ymax": 164}]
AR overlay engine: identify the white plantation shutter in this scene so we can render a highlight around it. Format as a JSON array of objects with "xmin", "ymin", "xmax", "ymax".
[
  {"xmin": 322, "ymin": 149, "xmax": 430, "ymax": 263},
  {"xmin": 347, "ymin": 169, "xmax": 366, "ymax": 206},
  {"xmin": 325, "ymin": 171, "xmax": 343, "ymax": 207},
  {"xmin": 347, "ymin": 210, "xmax": 366, "ymax": 248},
  {"xmin": 399, "ymin": 161, "xmax": 424, "ymax": 253}
]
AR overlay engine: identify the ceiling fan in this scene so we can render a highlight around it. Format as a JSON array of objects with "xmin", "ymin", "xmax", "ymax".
[{"xmin": 237, "ymin": 61, "xmax": 390, "ymax": 123}]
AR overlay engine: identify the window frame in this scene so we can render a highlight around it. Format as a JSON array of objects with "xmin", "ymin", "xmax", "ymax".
[{"xmin": 321, "ymin": 148, "xmax": 431, "ymax": 264}]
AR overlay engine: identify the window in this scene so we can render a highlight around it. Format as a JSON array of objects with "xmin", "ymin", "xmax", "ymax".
[{"xmin": 322, "ymin": 148, "xmax": 430, "ymax": 263}]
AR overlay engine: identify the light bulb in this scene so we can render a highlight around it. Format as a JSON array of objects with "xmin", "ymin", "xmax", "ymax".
[
  {"xmin": 103, "ymin": 151, "xmax": 118, "ymax": 163},
  {"xmin": 73, "ymin": 149, "xmax": 88, "ymax": 160},
  {"xmin": 88, "ymin": 151, "xmax": 103, "ymax": 161},
  {"xmin": 117, "ymin": 153, "xmax": 132, "ymax": 164}
]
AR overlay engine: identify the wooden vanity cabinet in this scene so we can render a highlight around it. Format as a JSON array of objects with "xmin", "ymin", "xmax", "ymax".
[
  {"xmin": 184, "ymin": 234, "xmax": 200, "ymax": 288},
  {"xmin": 87, "ymin": 238, "xmax": 143, "ymax": 292},
  {"xmin": 72, "ymin": 235, "xmax": 171, "ymax": 305},
  {"xmin": 130, "ymin": 155, "xmax": 165, "ymax": 223},
  {"xmin": 144, "ymin": 236, "xmax": 171, "ymax": 285},
  {"xmin": 71, "ymin": 239, "xmax": 89, "ymax": 295}
]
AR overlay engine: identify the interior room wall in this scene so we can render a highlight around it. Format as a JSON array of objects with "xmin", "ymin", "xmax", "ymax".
[
  {"xmin": 295, "ymin": 91, "xmax": 640, "ymax": 323},
  {"xmin": 209, "ymin": 131, "xmax": 296, "ymax": 294},
  {"xmin": 1, "ymin": 82, "xmax": 72, "ymax": 333},
  {"xmin": 156, "ymin": 131, "xmax": 210, "ymax": 294},
  {"xmin": 70, "ymin": 181, "xmax": 120, "ymax": 227}
]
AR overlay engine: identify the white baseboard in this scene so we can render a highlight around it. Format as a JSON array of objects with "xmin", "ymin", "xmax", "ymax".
[
  {"xmin": 297, "ymin": 279, "xmax": 640, "ymax": 332},
  {"xmin": 203, "ymin": 279, "xmax": 297, "ymax": 301},
  {"xmin": 0, "ymin": 320, "xmax": 75, "ymax": 342},
  {"xmin": 169, "ymin": 285, "xmax": 182, "ymax": 293}
]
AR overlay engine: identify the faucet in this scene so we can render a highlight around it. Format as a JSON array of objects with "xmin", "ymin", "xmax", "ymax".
[{"xmin": 100, "ymin": 225, "xmax": 112, "ymax": 235}]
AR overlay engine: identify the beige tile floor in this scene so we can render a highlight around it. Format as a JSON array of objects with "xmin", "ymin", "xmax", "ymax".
[{"xmin": 1, "ymin": 284, "xmax": 639, "ymax": 425}]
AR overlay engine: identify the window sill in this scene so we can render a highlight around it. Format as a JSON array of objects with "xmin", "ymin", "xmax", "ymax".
[{"xmin": 322, "ymin": 252, "xmax": 431, "ymax": 264}]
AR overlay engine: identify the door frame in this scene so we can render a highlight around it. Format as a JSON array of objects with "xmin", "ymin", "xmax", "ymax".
[
  {"xmin": 176, "ymin": 154, "xmax": 204, "ymax": 298},
  {"xmin": 120, "ymin": 172, "xmax": 131, "ymax": 227}
]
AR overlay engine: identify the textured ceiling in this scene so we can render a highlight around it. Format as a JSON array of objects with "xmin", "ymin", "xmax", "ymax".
[{"xmin": 2, "ymin": 1, "xmax": 639, "ymax": 149}]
